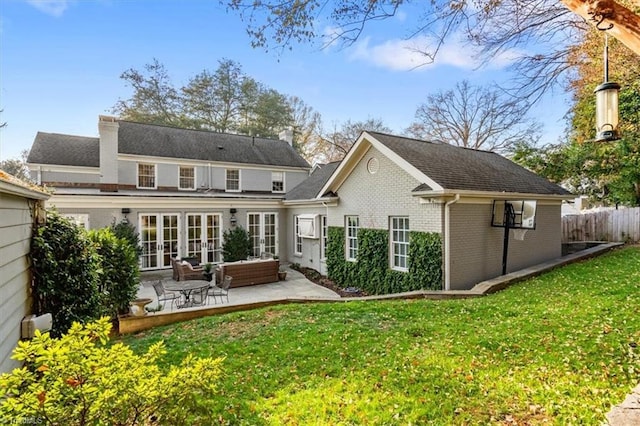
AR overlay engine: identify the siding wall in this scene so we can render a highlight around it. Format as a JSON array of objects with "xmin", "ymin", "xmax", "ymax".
[
  {"xmin": 328, "ymin": 146, "xmax": 443, "ymax": 232},
  {"xmin": 448, "ymin": 202, "xmax": 562, "ymax": 290},
  {"xmin": 0, "ymin": 192, "xmax": 38, "ymax": 372},
  {"xmin": 287, "ymin": 207, "xmax": 328, "ymax": 275},
  {"xmin": 119, "ymin": 159, "xmax": 307, "ymax": 193},
  {"xmin": 38, "ymin": 170, "xmax": 100, "ymax": 184}
]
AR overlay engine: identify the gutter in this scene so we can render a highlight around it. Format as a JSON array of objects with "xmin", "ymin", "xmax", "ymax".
[{"xmin": 444, "ymin": 194, "xmax": 460, "ymax": 291}]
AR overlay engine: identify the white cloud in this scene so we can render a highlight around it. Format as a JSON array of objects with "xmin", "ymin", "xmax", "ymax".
[
  {"xmin": 26, "ymin": 0, "xmax": 73, "ymax": 17},
  {"xmin": 348, "ymin": 34, "xmax": 521, "ymax": 72}
]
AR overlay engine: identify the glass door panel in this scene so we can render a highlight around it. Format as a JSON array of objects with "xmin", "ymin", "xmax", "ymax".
[
  {"xmin": 263, "ymin": 213, "xmax": 277, "ymax": 256},
  {"xmin": 139, "ymin": 214, "xmax": 158, "ymax": 269},
  {"xmin": 247, "ymin": 212, "xmax": 278, "ymax": 257},
  {"xmin": 187, "ymin": 214, "xmax": 203, "ymax": 260},
  {"xmin": 162, "ymin": 214, "xmax": 180, "ymax": 268},
  {"xmin": 205, "ymin": 214, "xmax": 222, "ymax": 263},
  {"xmin": 248, "ymin": 213, "xmax": 262, "ymax": 257}
]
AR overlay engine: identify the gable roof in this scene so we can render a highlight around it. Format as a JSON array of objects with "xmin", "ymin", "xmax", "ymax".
[
  {"xmin": 321, "ymin": 131, "xmax": 572, "ymax": 198},
  {"xmin": 28, "ymin": 132, "xmax": 100, "ymax": 167},
  {"xmin": 285, "ymin": 162, "xmax": 340, "ymax": 201},
  {"xmin": 117, "ymin": 121, "xmax": 310, "ymax": 168},
  {"xmin": 27, "ymin": 120, "xmax": 310, "ymax": 169}
]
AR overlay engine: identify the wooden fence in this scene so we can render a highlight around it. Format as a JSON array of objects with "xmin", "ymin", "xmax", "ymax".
[{"xmin": 562, "ymin": 207, "xmax": 640, "ymax": 243}]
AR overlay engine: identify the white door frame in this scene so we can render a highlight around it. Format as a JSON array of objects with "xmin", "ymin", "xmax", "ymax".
[
  {"xmin": 138, "ymin": 213, "xmax": 181, "ymax": 270},
  {"xmin": 247, "ymin": 212, "xmax": 278, "ymax": 257},
  {"xmin": 186, "ymin": 213, "xmax": 223, "ymax": 264}
]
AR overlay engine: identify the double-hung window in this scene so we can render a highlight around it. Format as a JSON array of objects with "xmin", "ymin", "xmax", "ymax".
[
  {"xmin": 137, "ymin": 163, "xmax": 156, "ymax": 189},
  {"xmin": 226, "ymin": 169, "xmax": 240, "ymax": 192},
  {"xmin": 272, "ymin": 171, "xmax": 284, "ymax": 193},
  {"xmin": 345, "ymin": 216, "xmax": 359, "ymax": 261},
  {"xmin": 179, "ymin": 166, "xmax": 195, "ymax": 190},
  {"xmin": 390, "ymin": 217, "xmax": 410, "ymax": 271},
  {"xmin": 294, "ymin": 215, "xmax": 303, "ymax": 255},
  {"xmin": 320, "ymin": 215, "xmax": 327, "ymax": 260}
]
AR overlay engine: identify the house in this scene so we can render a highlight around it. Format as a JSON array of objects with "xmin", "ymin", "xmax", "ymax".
[
  {"xmin": 27, "ymin": 116, "xmax": 311, "ymax": 270},
  {"xmin": 284, "ymin": 132, "xmax": 573, "ymax": 291},
  {"xmin": 27, "ymin": 118, "xmax": 572, "ymax": 292},
  {"xmin": 0, "ymin": 171, "xmax": 49, "ymax": 373}
]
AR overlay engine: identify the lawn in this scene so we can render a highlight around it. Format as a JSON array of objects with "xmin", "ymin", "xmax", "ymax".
[{"xmin": 121, "ymin": 246, "xmax": 640, "ymax": 425}]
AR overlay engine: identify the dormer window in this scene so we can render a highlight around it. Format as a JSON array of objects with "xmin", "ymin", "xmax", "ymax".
[
  {"xmin": 272, "ymin": 171, "xmax": 284, "ymax": 193},
  {"xmin": 137, "ymin": 163, "xmax": 156, "ymax": 189},
  {"xmin": 179, "ymin": 166, "xmax": 195, "ymax": 190},
  {"xmin": 226, "ymin": 169, "xmax": 240, "ymax": 192}
]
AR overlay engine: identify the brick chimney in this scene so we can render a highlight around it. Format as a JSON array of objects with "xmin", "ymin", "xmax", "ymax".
[
  {"xmin": 278, "ymin": 128, "xmax": 294, "ymax": 146},
  {"xmin": 98, "ymin": 115, "xmax": 119, "ymax": 192}
]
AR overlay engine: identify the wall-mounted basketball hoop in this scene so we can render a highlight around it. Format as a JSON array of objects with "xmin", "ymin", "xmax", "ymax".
[{"xmin": 491, "ymin": 200, "xmax": 537, "ymax": 275}]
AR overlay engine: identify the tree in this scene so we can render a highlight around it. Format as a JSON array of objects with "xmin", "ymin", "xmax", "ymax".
[
  {"xmin": 221, "ymin": 226, "xmax": 252, "ymax": 262},
  {"xmin": 225, "ymin": 0, "xmax": 640, "ymax": 104},
  {"xmin": 181, "ymin": 59, "xmax": 245, "ymax": 132},
  {"xmin": 113, "ymin": 58, "xmax": 184, "ymax": 127},
  {"xmin": 407, "ymin": 80, "xmax": 541, "ymax": 153},
  {"xmin": 319, "ymin": 118, "xmax": 392, "ymax": 162},
  {"xmin": 288, "ymin": 95, "xmax": 324, "ymax": 162},
  {"xmin": 0, "ymin": 150, "xmax": 32, "ymax": 182}
]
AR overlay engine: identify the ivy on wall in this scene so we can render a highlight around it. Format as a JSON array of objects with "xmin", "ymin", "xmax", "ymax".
[{"xmin": 326, "ymin": 226, "xmax": 442, "ymax": 294}]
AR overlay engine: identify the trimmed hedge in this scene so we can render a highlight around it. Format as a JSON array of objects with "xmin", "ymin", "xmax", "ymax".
[{"xmin": 327, "ymin": 227, "xmax": 442, "ymax": 294}]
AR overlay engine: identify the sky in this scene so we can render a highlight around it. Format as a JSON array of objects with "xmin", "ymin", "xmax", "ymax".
[{"xmin": 0, "ymin": 0, "xmax": 571, "ymax": 161}]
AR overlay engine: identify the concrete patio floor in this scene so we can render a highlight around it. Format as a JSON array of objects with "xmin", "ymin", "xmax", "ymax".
[{"xmin": 137, "ymin": 264, "xmax": 340, "ymax": 314}]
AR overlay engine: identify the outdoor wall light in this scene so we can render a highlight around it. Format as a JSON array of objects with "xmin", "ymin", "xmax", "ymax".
[{"xmin": 594, "ymin": 33, "xmax": 621, "ymax": 142}]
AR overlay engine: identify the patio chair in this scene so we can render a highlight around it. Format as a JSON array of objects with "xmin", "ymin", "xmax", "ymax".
[
  {"xmin": 191, "ymin": 285, "xmax": 209, "ymax": 307},
  {"xmin": 152, "ymin": 280, "xmax": 181, "ymax": 311},
  {"xmin": 208, "ymin": 275, "xmax": 232, "ymax": 304},
  {"xmin": 175, "ymin": 260, "xmax": 205, "ymax": 281}
]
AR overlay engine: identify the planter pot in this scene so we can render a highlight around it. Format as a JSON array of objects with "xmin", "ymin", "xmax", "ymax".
[
  {"xmin": 130, "ymin": 298, "xmax": 153, "ymax": 317},
  {"xmin": 203, "ymin": 272, "xmax": 213, "ymax": 282},
  {"xmin": 278, "ymin": 271, "xmax": 287, "ymax": 281}
]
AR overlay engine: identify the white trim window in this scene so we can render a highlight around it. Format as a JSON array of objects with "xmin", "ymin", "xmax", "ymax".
[
  {"xmin": 294, "ymin": 215, "xmax": 303, "ymax": 255},
  {"xmin": 226, "ymin": 169, "xmax": 240, "ymax": 192},
  {"xmin": 345, "ymin": 216, "xmax": 359, "ymax": 261},
  {"xmin": 320, "ymin": 215, "xmax": 327, "ymax": 260},
  {"xmin": 272, "ymin": 171, "xmax": 285, "ymax": 193},
  {"xmin": 390, "ymin": 216, "xmax": 410, "ymax": 271},
  {"xmin": 137, "ymin": 163, "xmax": 156, "ymax": 189},
  {"xmin": 179, "ymin": 166, "xmax": 195, "ymax": 190},
  {"xmin": 64, "ymin": 213, "xmax": 89, "ymax": 229}
]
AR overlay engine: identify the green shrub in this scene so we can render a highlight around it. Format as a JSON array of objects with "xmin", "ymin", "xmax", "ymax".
[
  {"xmin": 0, "ymin": 318, "xmax": 223, "ymax": 425},
  {"xmin": 110, "ymin": 219, "xmax": 142, "ymax": 255},
  {"xmin": 327, "ymin": 226, "xmax": 442, "ymax": 294},
  {"xmin": 89, "ymin": 228, "xmax": 140, "ymax": 317},
  {"xmin": 31, "ymin": 212, "xmax": 103, "ymax": 336},
  {"xmin": 222, "ymin": 226, "xmax": 252, "ymax": 262}
]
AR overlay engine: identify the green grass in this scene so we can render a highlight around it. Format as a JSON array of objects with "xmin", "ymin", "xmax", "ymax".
[{"xmin": 120, "ymin": 246, "xmax": 640, "ymax": 425}]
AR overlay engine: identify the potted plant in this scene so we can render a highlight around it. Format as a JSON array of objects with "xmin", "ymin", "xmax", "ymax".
[
  {"xmin": 278, "ymin": 266, "xmax": 287, "ymax": 281},
  {"xmin": 203, "ymin": 263, "xmax": 214, "ymax": 282}
]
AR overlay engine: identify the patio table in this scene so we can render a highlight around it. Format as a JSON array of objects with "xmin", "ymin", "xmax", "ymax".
[{"xmin": 164, "ymin": 280, "xmax": 211, "ymax": 308}]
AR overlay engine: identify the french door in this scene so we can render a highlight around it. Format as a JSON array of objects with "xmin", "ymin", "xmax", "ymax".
[
  {"xmin": 186, "ymin": 213, "xmax": 222, "ymax": 264},
  {"xmin": 247, "ymin": 212, "xmax": 278, "ymax": 257},
  {"xmin": 139, "ymin": 213, "xmax": 180, "ymax": 270}
]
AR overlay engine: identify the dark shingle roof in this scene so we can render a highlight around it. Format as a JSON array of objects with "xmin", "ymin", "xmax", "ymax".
[
  {"xmin": 117, "ymin": 121, "xmax": 310, "ymax": 168},
  {"xmin": 28, "ymin": 132, "xmax": 100, "ymax": 167},
  {"xmin": 285, "ymin": 162, "xmax": 340, "ymax": 201},
  {"xmin": 27, "ymin": 121, "xmax": 310, "ymax": 169},
  {"xmin": 368, "ymin": 132, "xmax": 571, "ymax": 196}
]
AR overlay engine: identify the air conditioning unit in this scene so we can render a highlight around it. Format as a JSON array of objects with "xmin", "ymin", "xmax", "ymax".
[
  {"xmin": 21, "ymin": 313, "xmax": 53, "ymax": 339},
  {"xmin": 298, "ymin": 214, "xmax": 319, "ymax": 239}
]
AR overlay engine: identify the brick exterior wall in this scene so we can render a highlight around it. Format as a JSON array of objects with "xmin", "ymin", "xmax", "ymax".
[
  {"xmin": 448, "ymin": 202, "xmax": 562, "ymax": 290},
  {"xmin": 328, "ymin": 146, "xmax": 443, "ymax": 233}
]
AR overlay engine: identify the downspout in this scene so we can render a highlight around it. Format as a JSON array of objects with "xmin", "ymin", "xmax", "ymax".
[{"xmin": 444, "ymin": 194, "xmax": 460, "ymax": 291}]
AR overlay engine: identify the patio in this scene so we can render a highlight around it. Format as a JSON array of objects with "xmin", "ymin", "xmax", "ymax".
[{"xmin": 136, "ymin": 265, "xmax": 341, "ymax": 314}]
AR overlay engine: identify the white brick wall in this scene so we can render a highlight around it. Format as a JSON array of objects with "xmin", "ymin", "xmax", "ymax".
[{"xmin": 328, "ymin": 146, "xmax": 443, "ymax": 233}]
